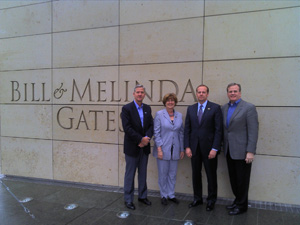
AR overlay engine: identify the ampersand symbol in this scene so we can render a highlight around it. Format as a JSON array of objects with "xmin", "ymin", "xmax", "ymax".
[{"xmin": 54, "ymin": 83, "xmax": 67, "ymax": 99}]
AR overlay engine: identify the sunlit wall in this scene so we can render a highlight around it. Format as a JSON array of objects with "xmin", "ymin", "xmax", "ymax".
[{"xmin": 0, "ymin": 0, "xmax": 299, "ymax": 205}]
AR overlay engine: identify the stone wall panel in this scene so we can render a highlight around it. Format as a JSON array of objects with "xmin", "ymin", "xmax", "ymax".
[
  {"xmin": 204, "ymin": 8, "xmax": 300, "ymax": 60},
  {"xmin": 1, "ymin": 137, "xmax": 52, "ymax": 179}
]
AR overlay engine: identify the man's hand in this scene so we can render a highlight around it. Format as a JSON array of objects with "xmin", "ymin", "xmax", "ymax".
[
  {"xmin": 208, "ymin": 150, "xmax": 217, "ymax": 159},
  {"xmin": 185, "ymin": 148, "xmax": 192, "ymax": 158},
  {"xmin": 139, "ymin": 137, "xmax": 150, "ymax": 148},
  {"xmin": 245, "ymin": 152, "xmax": 254, "ymax": 164}
]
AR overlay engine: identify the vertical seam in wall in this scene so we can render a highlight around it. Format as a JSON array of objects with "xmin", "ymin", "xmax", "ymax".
[
  {"xmin": 202, "ymin": 0, "xmax": 206, "ymax": 84},
  {"xmin": 118, "ymin": 0, "xmax": 121, "ymax": 187},
  {"xmin": 0, "ymin": 83, "xmax": 1, "ymax": 172},
  {"xmin": 51, "ymin": 0, "xmax": 54, "ymax": 180}
]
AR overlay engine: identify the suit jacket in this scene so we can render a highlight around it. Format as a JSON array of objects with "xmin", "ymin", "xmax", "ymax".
[
  {"xmin": 121, "ymin": 101, "xmax": 153, "ymax": 157},
  {"xmin": 153, "ymin": 109, "xmax": 184, "ymax": 160},
  {"xmin": 222, "ymin": 99, "xmax": 258, "ymax": 160},
  {"xmin": 184, "ymin": 101, "xmax": 223, "ymax": 155}
]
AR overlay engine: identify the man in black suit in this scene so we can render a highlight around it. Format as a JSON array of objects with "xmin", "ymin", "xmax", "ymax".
[
  {"xmin": 121, "ymin": 84, "xmax": 154, "ymax": 210},
  {"xmin": 184, "ymin": 84, "xmax": 223, "ymax": 211}
]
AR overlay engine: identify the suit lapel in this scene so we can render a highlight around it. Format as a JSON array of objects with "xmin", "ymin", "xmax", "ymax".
[
  {"xmin": 192, "ymin": 103, "xmax": 198, "ymax": 124},
  {"xmin": 201, "ymin": 101, "xmax": 210, "ymax": 121},
  {"xmin": 191, "ymin": 103, "xmax": 202, "ymax": 127},
  {"xmin": 163, "ymin": 109, "xmax": 171, "ymax": 122},
  {"xmin": 198, "ymin": 101, "xmax": 211, "ymax": 126},
  {"xmin": 131, "ymin": 101, "xmax": 143, "ymax": 128},
  {"xmin": 223, "ymin": 104, "xmax": 229, "ymax": 127},
  {"xmin": 163, "ymin": 108, "xmax": 176, "ymax": 124},
  {"xmin": 229, "ymin": 100, "xmax": 244, "ymax": 127},
  {"xmin": 174, "ymin": 110, "xmax": 179, "ymax": 122}
]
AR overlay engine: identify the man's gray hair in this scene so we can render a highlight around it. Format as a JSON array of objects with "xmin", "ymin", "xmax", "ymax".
[
  {"xmin": 227, "ymin": 83, "xmax": 241, "ymax": 92},
  {"xmin": 134, "ymin": 84, "xmax": 145, "ymax": 92}
]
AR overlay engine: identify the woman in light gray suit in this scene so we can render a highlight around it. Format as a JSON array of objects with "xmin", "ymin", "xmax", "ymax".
[{"xmin": 153, "ymin": 93, "xmax": 184, "ymax": 205}]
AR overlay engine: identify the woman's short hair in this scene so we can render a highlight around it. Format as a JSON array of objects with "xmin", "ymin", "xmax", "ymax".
[{"xmin": 162, "ymin": 93, "xmax": 178, "ymax": 106}]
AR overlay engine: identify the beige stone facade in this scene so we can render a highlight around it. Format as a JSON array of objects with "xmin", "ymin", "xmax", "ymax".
[{"xmin": 0, "ymin": 0, "xmax": 299, "ymax": 205}]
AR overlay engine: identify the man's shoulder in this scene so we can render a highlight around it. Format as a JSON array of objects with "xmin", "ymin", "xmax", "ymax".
[
  {"xmin": 122, "ymin": 101, "xmax": 135, "ymax": 111},
  {"xmin": 123, "ymin": 101, "xmax": 134, "ymax": 107},
  {"xmin": 188, "ymin": 103, "xmax": 198, "ymax": 108},
  {"xmin": 143, "ymin": 103, "xmax": 152, "ymax": 111},
  {"xmin": 222, "ymin": 101, "xmax": 228, "ymax": 106},
  {"xmin": 207, "ymin": 101, "xmax": 221, "ymax": 108},
  {"xmin": 240, "ymin": 100, "xmax": 256, "ymax": 109}
]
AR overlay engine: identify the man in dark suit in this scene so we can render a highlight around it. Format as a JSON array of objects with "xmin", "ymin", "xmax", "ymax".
[
  {"xmin": 184, "ymin": 84, "xmax": 223, "ymax": 211},
  {"xmin": 222, "ymin": 83, "xmax": 258, "ymax": 215},
  {"xmin": 121, "ymin": 84, "xmax": 154, "ymax": 210}
]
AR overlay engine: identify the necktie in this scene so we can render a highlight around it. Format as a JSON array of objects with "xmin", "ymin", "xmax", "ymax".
[{"xmin": 198, "ymin": 104, "xmax": 203, "ymax": 124}]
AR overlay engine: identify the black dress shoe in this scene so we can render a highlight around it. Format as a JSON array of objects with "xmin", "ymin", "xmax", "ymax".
[
  {"xmin": 226, "ymin": 203, "xmax": 237, "ymax": 210},
  {"xmin": 206, "ymin": 202, "xmax": 215, "ymax": 211},
  {"xmin": 138, "ymin": 198, "xmax": 152, "ymax": 205},
  {"xmin": 125, "ymin": 202, "xmax": 135, "ymax": 210},
  {"xmin": 229, "ymin": 207, "xmax": 247, "ymax": 215},
  {"xmin": 161, "ymin": 197, "xmax": 168, "ymax": 205},
  {"xmin": 188, "ymin": 200, "xmax": 203, "ymax": 208},
  {"xmin": 168, "ymin": 197, "xmax": 179, "ymax": 204}
]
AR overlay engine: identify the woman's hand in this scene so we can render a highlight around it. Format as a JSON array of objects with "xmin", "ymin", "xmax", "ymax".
[
  {"xmin": 157, "ymin": 150, "xmax": 163, "ymax": 159},
  {"xmin": 157, "ymin": 147, "xmax": 163, "ymax": 160},
  {"xmin": 180, "ymin": 151, "xmax": 184, "ymax": 159}
]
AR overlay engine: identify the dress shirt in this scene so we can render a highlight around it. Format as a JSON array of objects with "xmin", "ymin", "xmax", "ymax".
[
  {"xmin": 226, "ymin": 98, "xmax": 241, "ymax": 128},
  {"xmin": 134, "ymin": 100, "xmax": 144, "ymax": 127},
  {"xmin": 198, "ymin": 101, "xmax": 207, "ymax": 114}
]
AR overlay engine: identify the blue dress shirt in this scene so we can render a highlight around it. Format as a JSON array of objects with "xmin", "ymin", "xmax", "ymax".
[
  {"xmin": 198, "ymin": 101, "xmax": 207, "ymax": 114},
  {"xmin": 226, "ymin": 98, "xmax": 241, "ymax": 128},
  {"xmin": 134, "ymin": 100, "xmax": 144, "ymax": 127}
]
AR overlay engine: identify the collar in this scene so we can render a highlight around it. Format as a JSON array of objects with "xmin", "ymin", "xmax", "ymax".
[
  {"xmin": 198, "ymin": 100, "xmax": 208, "ymax": 109},
  {"xmin": 134, "ymin": 100, "xmax": 143, "ymax": 109},
  {"xmin": 164, "ymin": 108, "xmax": 176, "ymax": 115},
  {"xmin": 228, "ymin": 98, "xmax": 241, "ymax": 106}
]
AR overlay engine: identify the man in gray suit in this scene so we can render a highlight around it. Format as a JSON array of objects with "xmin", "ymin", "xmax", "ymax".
[{"xmin": 222, "ymin": 83, "xmax": 258, "ymax": 215}]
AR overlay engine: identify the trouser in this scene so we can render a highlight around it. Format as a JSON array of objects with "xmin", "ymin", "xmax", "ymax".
[
  {"xmin": 191, "ymin": 145, "xmax": 218, "ymax": 203},
  {"xmin": 124, "ymin": 150, "xmax": 149, "ymax": 202},
  {"xmin": 226, "ymin": 150, "xmax": 252, "ymax": 210},
  {"xmin": 157, "ymin": 158, "xmax": 178, "ymax": 199}
]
